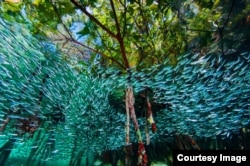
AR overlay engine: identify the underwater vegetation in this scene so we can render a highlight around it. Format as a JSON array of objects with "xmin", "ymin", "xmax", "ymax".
[{"xmin": 0, "ymin": 12, "xmax": 250, "ymax": 166}]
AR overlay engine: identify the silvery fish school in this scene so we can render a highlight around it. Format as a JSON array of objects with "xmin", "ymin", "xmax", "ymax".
[{"xmin": 177, "ymin": 154, "xmax": 247, "ymax": 163}]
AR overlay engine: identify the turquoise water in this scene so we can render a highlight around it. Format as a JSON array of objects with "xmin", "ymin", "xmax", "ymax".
[{"xmin": 0, "ymin": 15, "xmax": 250, "ymax": 166}]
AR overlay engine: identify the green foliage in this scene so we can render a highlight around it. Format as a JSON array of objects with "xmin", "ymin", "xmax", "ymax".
[
  {"xmin": 0, "ymin": 1, "xmax": 23, "ymax": 12},
  {"xmin": 1, "ymin": 0, "xmax": 249, "ymax": 71}
]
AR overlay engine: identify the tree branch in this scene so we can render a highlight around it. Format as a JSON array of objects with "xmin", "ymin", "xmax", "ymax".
[
  {"xmin": 65, "ymin": 35, "xmax": 126, "ymax": 69},
  {"xmin": 51, "ymin": 1, "xmax": 126, "ymax": 69},
  {"xmin": 218, "ymin": 0, "xmax": 235, "ymax": 55},
  {"xmin": 110, "ymin": 0, "xmax": 130, "ymax": 69},
  {"xmin": 221, "ymin": 0, "xmax": 235, "ymax": 31},
  {"xmin": 70, "ymin": 0, "xmax": 130, "ymax": 69},
  {"xmin": 70, "ymin": 0, "xmax": 117, "ymax": 39},
  {"xmin": 110, "ymin": 0, "xmax": 121, "ymax": 36},
  {"xmin": 95, "ymin": 28, "xmax": 118, "ymax": 60},
  {"xmin": 122, "ymin": 0, "xmax": 127, "ymax": 38}
]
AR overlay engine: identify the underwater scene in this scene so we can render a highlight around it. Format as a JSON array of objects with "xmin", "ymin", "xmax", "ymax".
[{"xmin": 0, "ymin": 0, "xmax": 250, "ymax": 166}]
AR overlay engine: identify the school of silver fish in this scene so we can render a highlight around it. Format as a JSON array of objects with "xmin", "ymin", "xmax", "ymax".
[{"xmin": 0, "ymin": 17, "xmax": 249, "ymax": 163}]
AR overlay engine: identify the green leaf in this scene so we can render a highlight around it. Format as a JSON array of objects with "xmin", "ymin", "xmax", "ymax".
[
  {"xmin": 128, "ymin": 0, "xmax": 136, "ymax": 4},
  {"xmin": 146, "ymin": 0, "xmax": 154, "ymax": 6},
  {"xmin": 77, "ymin": 26, "xmax": 90, "ymax": 36}
]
